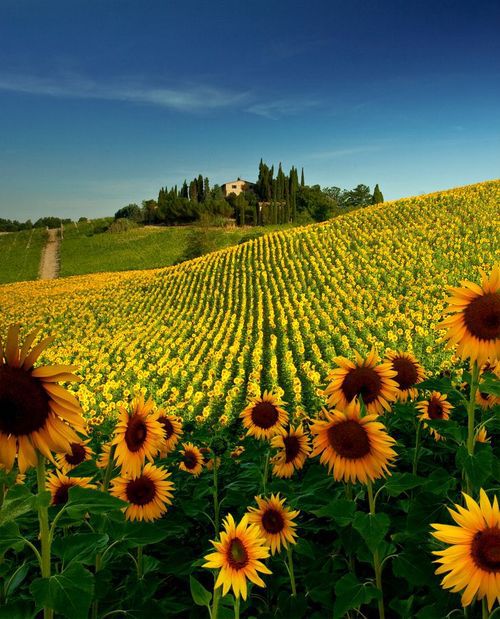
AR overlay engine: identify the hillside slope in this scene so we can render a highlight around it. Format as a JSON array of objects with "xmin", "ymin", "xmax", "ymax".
[{"xmin": 0, "ymin": 180, "xmax": 498, "ymax": 424}]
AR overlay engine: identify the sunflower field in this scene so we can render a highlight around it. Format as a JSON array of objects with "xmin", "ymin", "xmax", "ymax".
[{"xmin": 0, "ymin": 180, "xmax": 499, "ymax": 618}]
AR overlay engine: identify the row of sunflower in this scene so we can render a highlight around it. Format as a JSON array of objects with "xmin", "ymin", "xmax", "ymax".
[
  {"xmin": 0, "ymin": 181, "xmax": 498, "ymax": 429},
  {"xmin": 0, "ymin": 265, "xmax": 498, "ymax": 617}
]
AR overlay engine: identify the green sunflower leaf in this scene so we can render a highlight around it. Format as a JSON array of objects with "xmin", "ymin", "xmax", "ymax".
[
  {"xmin": 353, "ymin": 512, "xmax": 390, "ymax": 553},
  {"xmin": 189, "ymin": 575, "xmax": 212, "ymax": 607},
  {"xmin": 456, "ymin": 443, "xmax": 493, "ymax": 489},
  {"xmin": 31, "ymin": 563, "xmax": 94, "ymax": 619},
  {"xmin": 334, "ymin": 573, "xmax": 380, "ymax": 618}
]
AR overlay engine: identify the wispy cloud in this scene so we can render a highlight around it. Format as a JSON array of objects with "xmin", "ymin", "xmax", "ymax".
[
  {"xmin": 0, "ymin": 73, "xmax": 250, "ymax": 112},
  {"xmin": 245, "ymin": 97, "xmax": 321, "ymax": 119},
  {"xmin": 303, "ymin": 144, "xmax": 388, "ymax": 160}
]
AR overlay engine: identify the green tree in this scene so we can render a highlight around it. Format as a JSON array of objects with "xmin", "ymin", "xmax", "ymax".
[
  {"xmin": 372, "ymin": 184, "xmax": 384, "ymax": 204},
  {"xmin": 114, "ymin": 204, "xmax": 142, "ymax": 222}
]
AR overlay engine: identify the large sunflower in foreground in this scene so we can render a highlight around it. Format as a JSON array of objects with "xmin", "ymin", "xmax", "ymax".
[
  {"xmin": 46, "ymin": 470, "xmax": 96, "ymax": 505},
  {"xmin": 431, "ymin": 489, "xmax": 500, "ymax": 611},
  {"xmin": 270, "ymin": 425, "xmax": 311, "ymax": 478},
  {"xmin": 247, "ymin": 494, "xmax": 299, "ymax": 555},
  {"xmin": 110, "ymin": 463, "xmax": 174, "ymax": 521},
  {"xmin": 0, "ymin": 325, "xmax": 86, "ymax": 472},
  {"xmin": 112, "ymin": 396, "xmax": 164, "ymax": 476},
  {"xmin": 203, "ymin": 513, "xmax": 271, "ymax": 600},
  {"xmin": 310, "ymin": 400, "xmax": 397, "ymax": 483},
  {"xmin": 56, "ymin": 439, "xmax": 93, "ymax": 473},
  {"xmin": 240, "ymin": 391, "xmax": 288, "ymax": 440},
  {"xmin": 384, "ymin": 351, "xmax": 425, "ymax": 402},
  {"xmin": 157, "ymin": 411, "xmax": 183, "ymax": 457},
  {"xmin": 438, "ymin": 266, "xmax": 500, "ymax": 366},
  {"xmin": 324, "ymin": 350, "xmax": 399, "ymax": 415},
  {"xmin": 179, "ymin": 442, "xmax": 204, "ymax": 476},
  {"xmin": 416, "ymin": 392, "xmax": 453, "ymax": 441}
]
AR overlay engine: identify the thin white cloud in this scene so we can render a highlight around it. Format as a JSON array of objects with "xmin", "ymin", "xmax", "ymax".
[
  {"xmin": 245, "ymin": 97, "xmax": 321, "ymax": 119},
  {"xmin": 303, "ymin": 145, "xmax": 387, "ymax": 160},
  {"xmin": 0, "ymin": 74, "xmax": 250, "ymax": 112}
]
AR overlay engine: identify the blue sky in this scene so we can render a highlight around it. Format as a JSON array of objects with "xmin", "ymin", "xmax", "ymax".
[{"xmin": 0, "ymin": 0, "xmax": 499, "ymax": 220}]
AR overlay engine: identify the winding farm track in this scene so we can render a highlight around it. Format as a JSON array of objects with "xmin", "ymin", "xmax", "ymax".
[{"xmin": 38, "ymin": 229, "xmax": 60, "ymax": 280}]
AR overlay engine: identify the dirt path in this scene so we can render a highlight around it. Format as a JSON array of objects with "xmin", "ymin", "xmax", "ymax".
[{"xmin": 39, "ymin": 229, "xmax": 60, "ymax": 279}]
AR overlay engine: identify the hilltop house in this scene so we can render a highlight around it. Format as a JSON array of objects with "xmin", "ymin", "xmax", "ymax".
[{"xmin": 222, "ymin": 178, "xmax": 256, "ymax": 197}]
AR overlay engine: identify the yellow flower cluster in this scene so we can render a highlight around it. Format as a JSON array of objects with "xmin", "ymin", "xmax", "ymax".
[{"xmin": 0, "ymin": 181, "xmax": 498, "ymax": 426}]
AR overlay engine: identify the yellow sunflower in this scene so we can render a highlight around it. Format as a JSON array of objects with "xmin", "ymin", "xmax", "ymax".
[
  {"xmin": 324, "ymin": 350, "xmax": 399, "ymax": 415},
  {"xmin": 179, "ymin": 442, "xmax": 204, "ymax": 476},
  {"xmin": 310, "ymin": 400, "xmax": 397, "ymax": 483},
  {"xmin": 438, "ymin": 266, "xmax": 500, "ymax": 366},
  {"xmin": 110, "ymin": 462, "xmax": 174, "ymax": 522},
  {"xmin": 247, "ymin": 494, "xmax": 299, "ymax": 555},
  {"xmin": 46, "ymin": 470, "xmax": 96, "ymax": 505},
  {"xmin": 475, "ymin": 428, "xmax": 490, "ymax": 443},
  {"xmin": 416, "ymin": 392, "xmax": 453, "ymax": 441},
  {"xmin": 157, "ymin": 411, "xmax": 183, "ymax": 456},
  {"xmin": 56, "ymin": 439, "xmax": 93, "ymax": 473},
  {"xmin": 96, "ymin": 441, "xmax": 112, "ymax": 469},
  {"xmin": 112, "ymin": 396, "xmax": 164, "ymax": 476},
  {"xmin": 476, "ymin": 361, "xmax": 500, "ymax": 409},
  {"xmin": 203, "ymin": 513, "xmax": 271, "ymax": 600},
  {"xmin": 240, "ymin": 391, "xmax": 288, "ymax": 440},
  {"xmin": 270, "ymin": 425, "xmax": 311, "ymax": 478},
  {"xmin": 431, "ymin": 489, "xmax": 500, "ymax": 610},
  {"xmin": 384, "ymin": 351, "xmax": 425, "ymax": 402},
  {"xmin": 0, "ymin": 325, "xmax": 86, "ymax": 473}
]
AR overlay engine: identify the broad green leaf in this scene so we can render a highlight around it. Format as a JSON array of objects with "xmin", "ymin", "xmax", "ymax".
[
  {"xmin": 311, "ymin": 498, "xmax": 356, "ymax": 526},
  {"xmin": 64, "ymin": 486, "xmax": 126, "ymax": 519},
  {"xmin": 417, "ymin": 376, "xmax": 454, "ymax": 394},
  {"xmin": 384, "ymin": 473, "xmax": 424, "ymax": 496},
  {"xmin": 189, "ymin": 575, "xmax": 212, "ymax": 607},
  {"xmin": 353, "ymin": 512, "xmax": 390, "ymax": 553},
  {"xmin": 52, "ymin": 533, "xmax": 109, "ymax": 565},
  {"xmin": 121, "ymin": 521, "xmax": 170, "ymax": 547},
  {"xmin": 334, "ymin": 573, "xmax": 380, "ymax": 618},
  {"xmin": 4, "ymin": 562, "xmax": 30, "ymax": 598},
  {"xmin": 0, "ymin": 522, "xmax": 23, "ymax": 554},
  {"xmin": 31, "ymin": 563, "xmax": 94, "ymax": 619},
  {"xmin": 479, "ymin": 373, "xmax": 500, "ymax": 396},
  {"xmin": 0, "ymin": 485, "xmax": 36, "ymax": 525},
  {"xmin": 456, "ymin": 443, "xmax": 493, "ymax": 489}
]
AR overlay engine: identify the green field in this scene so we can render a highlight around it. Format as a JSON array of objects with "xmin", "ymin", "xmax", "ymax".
[
  {"xmin": 58, "ymin": 221, "xmax": 293, "ymax": 277},
  {"xmin": 0, "ymin": 228, "xmax": 47, "ymax": 284}
]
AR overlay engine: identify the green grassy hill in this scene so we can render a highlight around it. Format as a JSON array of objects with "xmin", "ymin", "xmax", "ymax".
[{"xmin": 0, "ymin": 228, "xmax": 47, "ymax": 284}]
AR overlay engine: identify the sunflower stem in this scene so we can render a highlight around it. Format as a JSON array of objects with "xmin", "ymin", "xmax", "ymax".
[
  {"xmin": 101, "ymin": 443, "xmax": 117, "ymax": 492},
  {"xmin": 465, "ymin": 362, "xmax": 480, "ymax": 495},
  {"xmin": 482, "ymin": 598, "xmax": 489, "ymax": 619},
  {"xmin": 286, "ymin": 545, "xmax": 297, "ymax": 596},
  {"xmin": 367, "ymin": 482, "xmax": 385, "ymax": 619},
  {"xmin": 262, "ymin": 449, "xmax": 270, "ymax": 494},
  {"xmin": 137, "ymin": 545, "xmax": 144, "ymax": 580},
  {"xmin": 233, "ymin": 595, "xmax": 240, "ymax": 619},
  {"xmin": 412, "ymin": 421, "xmax": 422, "ymax": 476},
  {"xmin": 210, "ymin": 583, "xmax": 221, "ymax": 619},
  {"xmin": 36, "ymin": 453, "xmax": 54, "ymax": 619}
]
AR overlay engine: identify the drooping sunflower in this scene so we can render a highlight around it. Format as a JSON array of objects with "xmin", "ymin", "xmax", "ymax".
[
  {"xmin": 310, "ymin": 400, "xmax": 397, "ymax": 483},
  {"xmin": 324, "ymin": 350, "xmax": 399, "ymax": 415},
  {"xmin": 203, "ymin": 513, "xmax": 271, "ymax": 600},
  {"xmin": 240, "ymin": 391, "xmax": 288, "ymax": 440},
  {"xmin": 476, "ymin": 361, "xmax": 500, "ymax": 409},
  {"xmin": 179, "ymin": 442, "xmax": 204, "ymax": 476},
  {"xmin": 431, "ymin": 489, "xmax": 500, "ymax": 611},
  {"xmin": 96, "ymin": 441, "xmax": 112, "ymax": 469},
  {"xmin": 416, "ymin": 392, "xmax": 453, "ymax": 441},
  {"xmin": 112, "ymin": 396, "xmax": 164, "ymax": 476},
  {"xmin": 0, "ymin": 325, "xmax": 86, "ymax": 473},
  {"xmin": 384, "ymin": 351, "xmax": 425, "ymax": 402},
  {"xmin": 157, "ymin": 411, "xmax": 183, "ymax": 456},
  {"xmin": 438, "ymin": 266, "xmax": 500, "ymax": 366},
  {"xmin": 270, "ymin": 425, "xmax": 311, "ymax": 478},
  {"xmin": 46, "ymin": 470, "xmax": 96, "ymax": 505},
  {"xmin": 56, "ymin": 439, "xmax": 93, "ymax": 473},
  {"xmin": 110, "ymin": 462, "xmax": 174, "ymax": 522},
  {"xmin": 247, "ymin": 494, "xmax": 299, "ymax": 555}
]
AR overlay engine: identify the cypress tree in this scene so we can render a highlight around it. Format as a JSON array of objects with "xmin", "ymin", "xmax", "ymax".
[
  {"xmin": 301, "ymin": 167, "xmax": 305, "ymax": 187},
  {"xmin": 180, "ymin": 181, "xmax": 189, "ymax": 199},
  {"xmin": 372, "ymin": 184, "xmax": 384, "ymax": 204}
]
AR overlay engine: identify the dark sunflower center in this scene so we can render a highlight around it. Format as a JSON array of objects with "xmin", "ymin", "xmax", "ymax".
[
  {"xmin": 228, "ymin": 537, "xmax": 249, "ymax": 569},
  {"xmin": 53, "ymin": 482, "xmax": 74, "ymax": 505},
  {"xmin": 251, "ymin": 401, "xmax": 279, "ymax": 429},
  {"xmin": 392, "ymin": 357, "xmax": 418, "ymax": 390},
  {"xmin": 159, "ymin": 416, "xmax": 174, "ymax": 439},
  {"xmin": 126, "ymin": 475, "xmax": 156, "ymax": 506},
  {"xmin": 341, "ymin": 367, "xmax": 382, "ymax": 404},
  {"xmin": 65, "ymin": 443, "xmax": 86, "ymax": 465},
  {"xmin": 0, "ymin": 366, "xmax": 51, "ymax": 436},
  {"xmin": 284, "ymin": 435, "xmax": 301, "ymax": 463},
  {"xmin": 124, "ymin": 416, "xmax": 148, "ymax": 452},
  {"xmin": 327, "ymin": 419, "xmax": 371, "ymax": 459},
  {"xmin": 479, "ymin": 392, "xmax": 490, "ymax": 400},
  {"xmin": 261, "ymin": 508, "xmax": 285, "ymax": 534},
  {"xmin": 471, "ymin": 527, "xmax": 500, "ymax": 572},
  {"xmin": 427, "ymin": 399, "xmax": 444, "ymax": 419},
  {"xmin": 183, "ymin": 451, "xmax": 198, "ymax": 469},
  {"xmin": 463, "ymin": 292, "xmax": 500, "ymax": 341}
]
